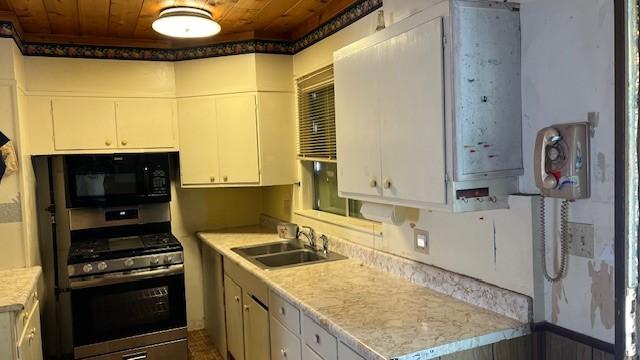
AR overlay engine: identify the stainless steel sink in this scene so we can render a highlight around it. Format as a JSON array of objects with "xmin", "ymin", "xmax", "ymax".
[{"xmin": 231, "ymin": 240, "xmax": 347, "ymax": 270}]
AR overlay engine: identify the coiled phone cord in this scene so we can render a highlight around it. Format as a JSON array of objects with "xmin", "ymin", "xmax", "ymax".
[{"xmin": 540, "ymin": 195, "xmax": 570, "ymax": 282}]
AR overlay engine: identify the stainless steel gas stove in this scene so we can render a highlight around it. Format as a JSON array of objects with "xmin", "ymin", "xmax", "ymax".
[{"xmin": 61, "ymin": 205, "xmax": 188, "ymax": 360}]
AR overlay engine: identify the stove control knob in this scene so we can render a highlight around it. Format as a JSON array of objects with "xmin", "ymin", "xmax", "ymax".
[
  {"xmin": 164, "ymin": 255, "xmax": 173, "ymax": 264},
  {"xmin": 82, "ymin": 264, "xmax": 93, "ymax": 273},
  {"xmin": 97, "ymin": 262, "xmax": 108, "ymax": 271},
  {"xmin": 150, "ymin": 257, "xmax": 160, "ymax": 265},
  {"xmin": 124, "ymin": 258, "xmax": 134, "ymax": 268}
]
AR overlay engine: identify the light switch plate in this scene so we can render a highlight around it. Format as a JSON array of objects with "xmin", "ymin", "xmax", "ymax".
[
  {"xmin": 567, "ymin": 222, "xmax": 594, "ymax": 258},
  {"xmin": 414, "ymin": 229, "xmax": 429, "ymax": 254}
]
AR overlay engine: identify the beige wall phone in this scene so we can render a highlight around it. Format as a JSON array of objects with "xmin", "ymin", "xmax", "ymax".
[{"xmin": 534, "ymin": 122, "xmax": 590, "ymax": 282}]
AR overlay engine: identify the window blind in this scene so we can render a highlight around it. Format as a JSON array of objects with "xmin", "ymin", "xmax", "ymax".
[{"xmin": 297, "ymin": 65, "xmax": 336, "ymax": 161}]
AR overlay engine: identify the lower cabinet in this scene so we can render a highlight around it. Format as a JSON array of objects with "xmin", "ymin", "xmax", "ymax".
[
  {"xmin": 223, "ymin": 259, "xmax": 270, "ymax": 360},
  {"xmin": 0, "ymin": 288, "xmax": 42, "ymax": 360}
]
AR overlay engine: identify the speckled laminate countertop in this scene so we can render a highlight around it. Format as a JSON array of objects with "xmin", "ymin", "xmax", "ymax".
[
  {"xmin": 198, "ymin": 227, "xmax": 529, "ymax": 360},
  {"xmin": 0, "ymin": 266, "xmax": 41, "ymax": 312}
]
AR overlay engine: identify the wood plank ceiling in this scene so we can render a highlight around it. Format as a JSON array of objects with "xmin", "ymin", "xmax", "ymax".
[{"xmin": 0, "ymin": 0, "xmax": 359, "ymax": 48}]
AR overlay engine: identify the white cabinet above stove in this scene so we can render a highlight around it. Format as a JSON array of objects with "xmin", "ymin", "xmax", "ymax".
[{"xmin": 333, "ymin": 0, "xmax": 523, "ymax": 212}]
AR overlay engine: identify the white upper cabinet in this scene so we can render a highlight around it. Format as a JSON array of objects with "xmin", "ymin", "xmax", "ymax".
[
  {"xmin": 334, "ymin": 1, "xmax": 523, "ymax": 212},
  {"xmin": 115, "ymin": 98, "xmax": 177, "ymax": 149},
  {"xmin": 216, "ymin": 95, "xmax": 260, "ymax": 184},
  {"xmin": 334, "ymin": 43, "xmax": 381, "ymax": 198},
  {"xmin": 52, "ymin": 98, "xmax": 117, "ymax": 150},
  {"xmin": 50, "ymin": 97, "xmax": 178, "ymax": 152},
  {"xmin": 177, "ymin": 92, "xmax": 295, "ymax": 188},
  {"xmin": 177, "ymin": 97, "xmax": 220, "ymax": 186},
  {"xmin": 377, "ymin": 18, "xmax": 446, "ymax": 205}
]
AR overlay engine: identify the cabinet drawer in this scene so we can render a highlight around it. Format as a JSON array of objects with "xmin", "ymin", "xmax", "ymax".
[
  {"xmin": 270, "ymin": 291, "xmax": 300, "ymax": 335},
  {"xmin": 301, "ymin": 314, "xmax": 337, "ymax": 360},
  {"xmin": 17, "ymin": 300, "xmax": 41, "ymax": 360},
  {"xmin": 84, "ymin": 339, "xmax": 187, "ymax": 360},
  {"xmin": 270, "ymin": 315, "xmax": 301, "ymax": 360},
  {"xmin": 15, "ymin": 289, "xmax": 39, "ymax": 341},
  {"xmin": 302, "ymin": 345, "xmax": 324, "ymax": 360},
  {"xmin": 338, "ymin": 342, "xmax": 365, "ymax": 360}
]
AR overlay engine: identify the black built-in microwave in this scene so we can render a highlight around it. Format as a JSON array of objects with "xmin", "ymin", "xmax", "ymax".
[{"xmin": 64, "ymin": 153, "xmax": 171, "ymax": 208}]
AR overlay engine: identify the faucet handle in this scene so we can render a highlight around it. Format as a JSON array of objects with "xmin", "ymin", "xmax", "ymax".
[{"xmin": 320, "ymin": 234, "xmax": 329, "ymax": 255}]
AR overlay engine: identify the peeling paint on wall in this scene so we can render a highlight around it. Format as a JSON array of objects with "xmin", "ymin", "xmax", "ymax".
[
  {"xmin": 588, "ymin": 260, "xmax": 614, "ymax": 329},
  {"xmin": 595, "ymin": 152, "xmax": 607, "ymax": 183},
  {"xmin": 551, "ymin": 280, "xmax": 569, "ymax": 323},
  {"xmin": 0, "ymin": 194, "xmax": 21, "ymax": 223}
]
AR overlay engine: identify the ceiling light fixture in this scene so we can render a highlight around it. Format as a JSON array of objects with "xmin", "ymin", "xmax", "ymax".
[{"xmin": 152, "ymin": 7, "xmax": 221, "ymax": 38}]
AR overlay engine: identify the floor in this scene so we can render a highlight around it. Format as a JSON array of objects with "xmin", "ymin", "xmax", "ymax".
[{"xmin": 188, "ymin": 330, "xmax": 225, "ymax": 360}]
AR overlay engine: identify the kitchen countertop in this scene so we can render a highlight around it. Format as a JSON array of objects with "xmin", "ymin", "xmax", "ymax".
[
  {"xmin": 0, "ymin": 266, "xmax": 41, "ymax": 312},
  {"xmin": 198, "ymin": 227, "xmax": 529, "ymax": 360}
]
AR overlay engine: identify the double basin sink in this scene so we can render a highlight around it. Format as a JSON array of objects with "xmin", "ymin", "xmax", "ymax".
[{"xmin": 232, "ymin": 239, "xmax": 347, "ymax": 270}]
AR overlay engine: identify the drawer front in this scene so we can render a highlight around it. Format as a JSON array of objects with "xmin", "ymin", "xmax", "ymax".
[
  {"xmin": 17, "ymin": 300, "xmax": 41, "ymax": 360},
  {"xmin": 270, "ymin": 315, "xmax": 302, "ymax": 360},
  {"xmin": 302, "ymin": 345, "xmax": 324, "ymax": 360},
  {"xmin": 15, "ymin": 289, "xmax": 39, "ymax": 341},
  {"xmin": 84, "ymin": 339, "xmax": 188, "ymax": 360},
  {"xmin": 269, "ymin": 291, "xmax": 300, "ymax": 335},
  {"xmin": 301, "ymin": 315, "xmax": 337, "ymax": 360},
  {"xmin": 338, "ymin": 342, "xmax": 365, "ymax": 360}
]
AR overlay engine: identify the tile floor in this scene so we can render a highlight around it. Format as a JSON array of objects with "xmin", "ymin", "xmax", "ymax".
[{"xmin": 188, "ymin": 330, "xmax": 225, "ymax": 360}]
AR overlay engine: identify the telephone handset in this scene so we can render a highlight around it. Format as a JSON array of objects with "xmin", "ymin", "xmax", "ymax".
[
  {"xmin": 534, "ymin": 122, "xmax": 590, "ymax": 200},
  {"xmin": 534, "ymin": 122, "xmax": 590, "ymax": 282}
]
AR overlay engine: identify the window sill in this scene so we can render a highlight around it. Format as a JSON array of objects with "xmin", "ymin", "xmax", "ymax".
[{"xmin": 294, "ymin": 209, "xmax": 382, "ymax": 235}]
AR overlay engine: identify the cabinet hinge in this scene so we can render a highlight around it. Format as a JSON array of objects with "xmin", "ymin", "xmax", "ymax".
[{"xmin": 442, "ymin": 35, "xmax": 448, "ymax": 47}]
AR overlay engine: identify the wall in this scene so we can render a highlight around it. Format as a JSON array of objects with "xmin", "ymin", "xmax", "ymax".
[
  {"xmin": 519, "ymin": 0, "xmax": 615, "ymax": 343},
  {"xmin": 280, "ymin": 0, "xmax": 615, "ymax": 344},
  {"xmin": 0, "ymin": 39, "xmax": 27, "ymax": 270}
]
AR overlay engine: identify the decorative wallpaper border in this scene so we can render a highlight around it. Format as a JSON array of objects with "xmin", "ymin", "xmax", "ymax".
[{"xmin": 0, "ymin": 0, "xmax": 382, "ymax": 61}]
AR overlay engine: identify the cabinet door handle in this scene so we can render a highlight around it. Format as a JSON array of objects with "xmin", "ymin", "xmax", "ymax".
[
  {"xmin": 314, "ymin": 334, "xmax": 321, "ymax": 344},
  {"xmin": 210, "ymin": 176, "xmax": 215, "ymax": 183},
  {"xmin": 383, "ymin": 178, "xmax": 392, "ymax": 189},
  {"xmin": 369, "ymin": 178, "xmax": 377, "ymax": 188},
  {"xmin": 243, "ymin": 305, "xmax": 250, "ymax": 312},
  {"xmin": 121, "ymin": 139, "xmax": 128, "ymax": 146},
  {"xmin": 105, "ymin": 139, "xmax": 112, "ymax": 146},
  {"xmin": 280, "ymin": 348, "xmax": 288, "ymax": 358},
  {"xmin": 234, "ymin": 296, "xmax": 240, "ymax": 303},
  {"xmin": 28, "ymin": 328, "xmax": 36, "ymax": 342},
  {"xmin": 279, "ymin": 307, "xmax": 286, "ymax": 316},
  {"xmin": 223, "ymin": 176, "xmax": 228, "ymax": 182}
]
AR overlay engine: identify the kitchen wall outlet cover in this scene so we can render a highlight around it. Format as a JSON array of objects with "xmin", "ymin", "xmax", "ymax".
[
  {"xmin": 567, "ymin": 222, "xmax": 594, "ymax": 258},
  {"xmin": 414, "ymin": 228, "xmax": 429, "ymax": 254}
]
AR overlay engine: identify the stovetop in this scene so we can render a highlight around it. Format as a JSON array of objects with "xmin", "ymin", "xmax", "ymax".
[{"xmin": 68, "ymin": 232, "xmax": 182, "ymax": 265}]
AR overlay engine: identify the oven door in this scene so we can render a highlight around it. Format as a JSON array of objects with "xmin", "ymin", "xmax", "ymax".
[
  {"xmin": 70, "ymin": 269, "xmax": 186, "ymax": 359},
  {"xmin": 65, "ymin": 153, "xmax": 170, "ymax": 208}
]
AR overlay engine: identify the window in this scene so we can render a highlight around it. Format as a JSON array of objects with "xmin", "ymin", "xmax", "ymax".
[{"xmin": 297, "ymin": 66, "xmax": 364, "ymax": 220}]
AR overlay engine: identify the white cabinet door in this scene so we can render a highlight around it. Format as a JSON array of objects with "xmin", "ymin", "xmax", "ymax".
[
  {"xmin": 116, "ymin": 99, "xmax": 176, "ymax": 149},
  {"xmin": 378, "ymin": 17, "xmax": 446, "ymax": 205},
  {"xmin": 334, "ymin": 45, "xmax": 382, "ymax": 198},
  {"xmin": 216, "ymin": 94, "xmax": 260, "ymax": 184},
  {"xmin": 52, "ymin": 98, "xmax": 117, "ymax": 150},
  {"xmin": 177, "ymin": 97, "xmax": 220, "ymax": 186},
  {"xmin": 224, "ymin": 275, "xmax": 245, "ymax": 360},
  {"xmin": 242, "ymin": 292, "xmax": 270, "ymax": 360}
]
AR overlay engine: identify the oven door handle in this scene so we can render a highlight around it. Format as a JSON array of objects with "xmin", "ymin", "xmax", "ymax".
[
  {"xmin": 123, "ymin": 352, "xmax": 147, "ymax": 360},
  {"xmin": 69, "ymin": 264, "xmax": 184, "ymax": 289}
]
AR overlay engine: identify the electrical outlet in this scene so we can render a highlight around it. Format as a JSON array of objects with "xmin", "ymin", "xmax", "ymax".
[
  {"xmin": 414, "ymin": 229, "xmax": 429, "ymax": 254},
  {"xmin": 567, "ymin": 222, "xmax": 594, "ymax": 258}
]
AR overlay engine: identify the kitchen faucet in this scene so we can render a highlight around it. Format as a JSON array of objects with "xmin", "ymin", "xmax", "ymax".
[{"xmin": 298, "ymin": 226, "xmax": 316, "ymax": 249}]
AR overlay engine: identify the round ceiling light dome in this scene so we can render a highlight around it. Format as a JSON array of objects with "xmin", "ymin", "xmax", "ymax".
[{"xmin": 152, "ymin": 7, "xmax": 221, "ymax": 38}]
